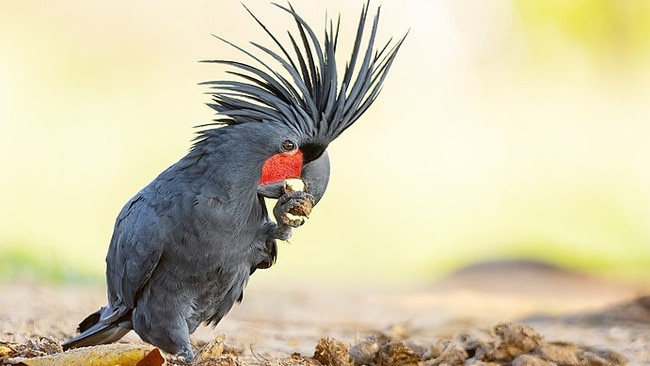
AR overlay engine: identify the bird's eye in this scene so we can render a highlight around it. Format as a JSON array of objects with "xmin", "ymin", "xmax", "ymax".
[{"xmin": 281, "ymin": 140, "xmax": 296, "ymax": 152}]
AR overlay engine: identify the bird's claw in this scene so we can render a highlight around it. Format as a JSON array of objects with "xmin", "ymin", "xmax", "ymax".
[{"xmin": 175, "ymin": 345, "xmax": 195, "ymax": 364}]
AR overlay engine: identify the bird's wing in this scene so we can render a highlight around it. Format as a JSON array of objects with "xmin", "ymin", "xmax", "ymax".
[{"xmin": 106, "ymin": 192, "xmax": 168, "ymax": 310}]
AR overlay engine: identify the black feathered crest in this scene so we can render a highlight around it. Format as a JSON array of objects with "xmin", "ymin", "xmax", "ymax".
[{"xmin": 199, "ymin": 2, "xmax": 406, "ymax": 142}]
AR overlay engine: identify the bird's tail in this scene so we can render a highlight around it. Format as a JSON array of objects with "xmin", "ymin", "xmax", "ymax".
[{"xmin": 61, "ymin": 306, "xmax": 132, "ymax": 350}]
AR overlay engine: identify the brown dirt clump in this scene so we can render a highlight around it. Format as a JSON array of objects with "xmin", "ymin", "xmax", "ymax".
[
  {"xmin": 342, "ymin": 322, "xmax": 627, "ymax": 366},
  {"xmin": 313, "ymin": 338, "xmax": 352, "ymax": 366},
  {"xmin": 0, "ymin": 337, "xmax": 61, "ymax": 359}
]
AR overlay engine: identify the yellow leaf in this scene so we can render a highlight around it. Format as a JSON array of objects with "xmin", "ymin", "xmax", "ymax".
[
  {"xmin": 15, "ymin": 344, "xmax": 163, "ymax": 366},
  {"xmin": 0, "ymin": 343, "xmax": 16, "ymax": 358}
]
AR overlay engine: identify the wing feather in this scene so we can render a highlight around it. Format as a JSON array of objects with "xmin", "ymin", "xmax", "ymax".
[{"xmin": 106, "ymin": 193, "xmax": 167, "ymax": 310}]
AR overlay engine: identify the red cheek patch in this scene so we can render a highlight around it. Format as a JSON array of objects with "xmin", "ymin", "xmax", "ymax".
[{"xmin": 260, "ymin": 150, "xmax": 303, "ymax": 185}]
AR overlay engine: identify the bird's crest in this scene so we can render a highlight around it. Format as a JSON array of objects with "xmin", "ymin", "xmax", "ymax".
[{"xmin": 198, "ymin": 1, "xmax": 406, "ymax": 142}]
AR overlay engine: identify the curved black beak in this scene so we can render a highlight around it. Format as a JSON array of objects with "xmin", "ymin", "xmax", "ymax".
[{"xmin": 300, "ymin": 151, "xmax": 329, "ymax": 206}]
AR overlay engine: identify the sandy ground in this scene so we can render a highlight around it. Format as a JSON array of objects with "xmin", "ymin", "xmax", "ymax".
[{"xmin": 1, "ymin": 260, "xmax": 649, "ymax": 365}]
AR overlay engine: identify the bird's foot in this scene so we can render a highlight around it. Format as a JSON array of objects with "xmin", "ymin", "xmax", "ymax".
[
  {"xmin": 270, "ymin": 190, "xmax": 314, "ymax": 241},
  {"xmin": 169, "ymin": 344, "xmax": 195, "ymax": 364}
]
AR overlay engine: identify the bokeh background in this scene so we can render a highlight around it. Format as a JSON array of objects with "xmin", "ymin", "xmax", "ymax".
[{"xmin": 1, "ymin": 0, "xmax": 649, "ymax": 285}]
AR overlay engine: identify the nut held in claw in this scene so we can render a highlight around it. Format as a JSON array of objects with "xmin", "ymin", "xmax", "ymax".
[{"xmin": 284, "ymin": 178, "xmax": 313, "ymax": 218}]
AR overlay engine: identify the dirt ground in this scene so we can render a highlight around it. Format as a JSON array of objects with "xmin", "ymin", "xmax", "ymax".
[{"xmin": 1, "ymin": 260, "xmax": 650, "ymax": 365}]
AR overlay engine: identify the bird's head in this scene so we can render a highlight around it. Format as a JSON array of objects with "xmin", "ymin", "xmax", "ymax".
[{"xmin": 197, "ymin": 2, "xmax": 406, "ymax": 205}]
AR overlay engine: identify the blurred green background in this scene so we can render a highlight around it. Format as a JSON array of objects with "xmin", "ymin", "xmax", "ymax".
[{"xmin": 1, "ymin": 0, "xmax": 649, "ymax": 285}]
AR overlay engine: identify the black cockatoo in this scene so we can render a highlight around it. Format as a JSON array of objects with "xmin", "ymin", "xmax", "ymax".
[{"xmin": 62, "ymin": 2, "xmax": 404, "ymax": 361}]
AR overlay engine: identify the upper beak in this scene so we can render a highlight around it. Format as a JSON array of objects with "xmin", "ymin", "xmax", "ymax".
[{"xmin": 300, "ymin": 150, "xmax": 329, "ymax": 205}]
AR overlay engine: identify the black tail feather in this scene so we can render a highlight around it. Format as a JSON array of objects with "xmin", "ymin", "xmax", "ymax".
[{"xmin": 61, "ymin": 307, "xmax": 132, "ymax": 351}]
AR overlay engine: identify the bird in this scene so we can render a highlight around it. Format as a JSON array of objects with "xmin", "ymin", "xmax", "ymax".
[{"xmin": 62, "ymin": 1, "xmax": 405, "ymax": 362}]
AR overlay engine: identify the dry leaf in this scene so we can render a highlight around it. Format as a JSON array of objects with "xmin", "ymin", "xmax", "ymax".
[
  {"xmin": 12, "ymin": 343, "xmax": 163, "ymax": 366},
  {"xmin": 0, "ymin": 343, "xmax": 16, "ymax": 358},
  {"xmin": 136, "ymin": 348, "xmax": 165, "ymax": 366},
  {"xmin": 196, "ymin": 333, "xmax": 225, "ymax": 363}
]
